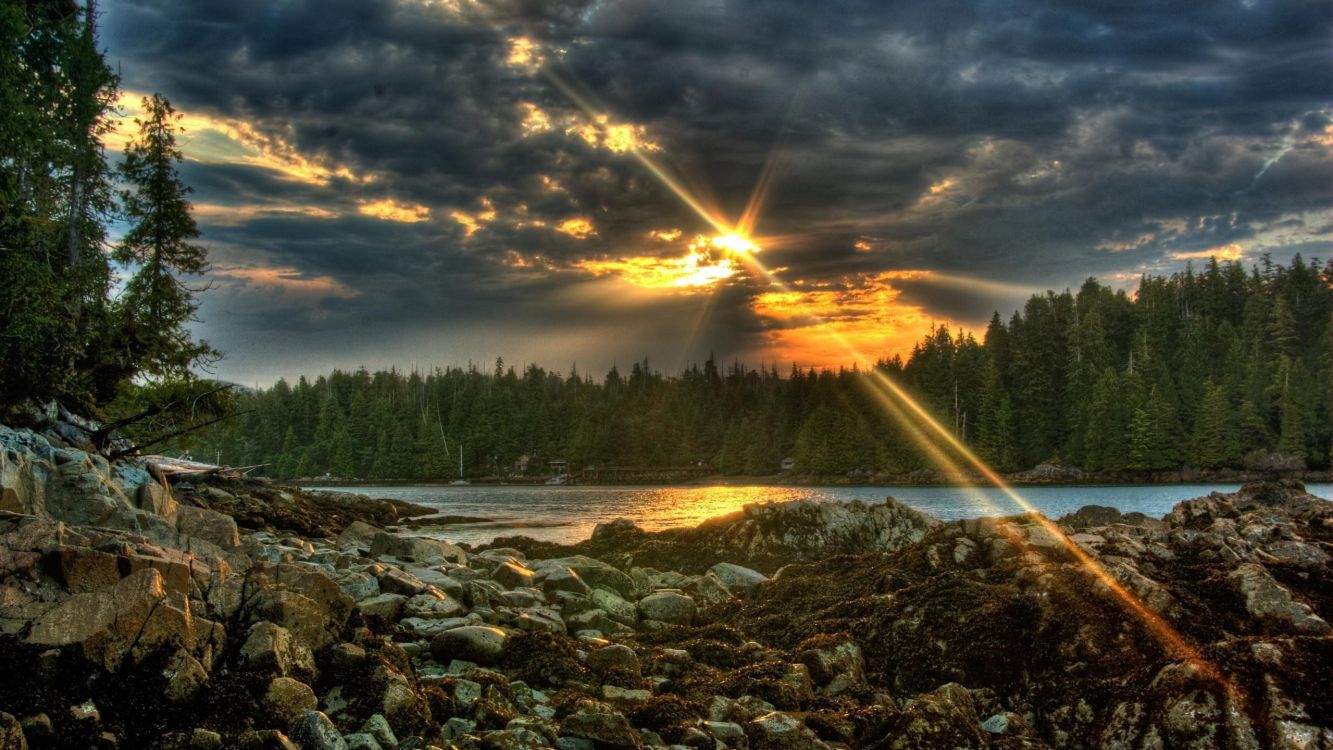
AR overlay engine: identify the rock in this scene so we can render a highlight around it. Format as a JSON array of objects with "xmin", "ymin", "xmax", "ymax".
[
  {"xmin": 235, "ymin": 729, "xmax": 300, "ymax": 749},
  {"xmin": 432, "ymin": 625, "xmax": 510, "ymax": 665},
  {"xmin": 980, "ymin": 712, "xmax": 1028, "ymax": 735},
  {"xmin": 559, "ymin": 699, "xmax": 643, "ymax": 749},
  {"xmin": 0, "ymin": 712, "xmax": 26, "ymax": 750},
  {"xmin": 337, "ymin": 521, "xmax": 384, "ymax": 551},
  {"xmin": 886, "ymin": 683, "xmax": 985, "ymax": 749},
  {"xmin": 357, "ymin": 593, "xmax": 408, "ymax": 620},
  {"xmin": 403, "ymin": 592, "xmax": 468, "ymax": 620},
  {"xmin": 636, "ymin": 591, "xmax": 695, "ymax": 625},
  {"xmin": 377, "ymin": 567, "xmax": 430, "ymax": 596},
  {"xmin": 480, "ymin": 728, "xmax": 549, "ymax": 750},
  {"xmin": 746, "ymin": 711, "xmax": 824, "ymax": 750},
  {"xmin": 26, "ymin": 568, "xmax": 197, "ymax": 672},
  {"xmin": 796, "ymin": 637, "xmax": 864, "ymax": 697},
  {"xmin": 493, "ymin": 560, "xmax": 537, "ymax": 589},
  {"xmin": 190, "ymin": 728, "xmax": 223, "ymax": 749},
  {"xmin": 265, "ymin": 677, "xmax": 318, "ymax": 726},
  {"xmin": 331, "ymin": 570, "xmax": 380, "ymax": 602},
  {"xmin": 1229, "ymin": 563, "xmax": 1330, "ymax": 634},
  {"xmin": 359, "ymin": 714, "xmax": 397, "ymax": 749},
  {"xmin": 241, "ymin": 622, "xmax": 316, "ymax": 679},
  {"xmin": 601, "ymin": 685, "xmax": 650, "ymax": 702},
  {"xmin": 533, "ymin": 557, "xmax": 636, "ymax": 599},
  {"xmin": 343, "ymin": 735, "xmax": 382, "ymax": 750},
  {"xmin": 288, "ymin": 710, "xmax": 348, "ymax": 750},
  {"xmin": 589, "ymin": 589, "xmax": 637, "ymax": 626},
  {"xmin": 685, "ymin": 572, "xmax": 732, "ymax": 605},
  {"xmin": 586, "ymin": 644, "xmax": 639, "ymax": 674},
  {"xmin": 370, "ymin": 532, "xmax": 465, "ymax": 564},
  {"xmin": 175, "ymin": 506, "xmax": 241, "ymax": 549},
  {"xmin": 163, "ymin": 650, "xmax": 209, "ymax": 702},
  {"xmin": 48, "ymin": 544, "xmax": 120, "ymax": 593},
  {"xmin": 708, "ymin": 563, "xmax": 768, "ymax": 595},
  {"xmin": 540, "ymin": 566, "xmax": 591, "ymax": 596}
]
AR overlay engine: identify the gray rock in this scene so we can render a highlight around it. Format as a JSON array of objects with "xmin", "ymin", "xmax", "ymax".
[
  {"xmin": 370, "ymin": 532, "xmax": 465, "ymax": 564},
  {"xmin": 174, "ymin": 506, "xmax": 241, "ymax": 549},
  {"xmin": 358, "ymin": 593, "xmax": 409, "ymax": 620},
  {"xmin": 289, "ymin": 710, "xmax": 348, "ymax": 750},
  {"xmin": 493, "ymin": 560, "xmax": 537, "ymax": 589},
  {"xmin": 431, "ymin": 625, "xmax": 510, "ymax": 665},
  {"xmin": 403, "ymin": 592, "xmax": 468, "ymax": 620},
  {"xmin": 586, "ymin": 644, "xmax": 640, "ymax": 674},
  {"xmin": 264, "ymin": 677, "xmax": 318, "ymax": 726},
  {"xmin": 559, "ymin": 699, "xmax": 643, "ymax": 749},
  {"xmin": 1229, "ymin": 563, "xmax": 1330, "ymax": 634},
  {"xmin": 480, "ymin": 728, "xmax": 551, "ymax": 749},
  {"xmin": 541, "ymin": 566, "xmax": 591, "ymax": 596},
  {"xmin": 241, "ymin": 622, "xmax": 316, "ymax": 679},
  {"xmin": 359, "ymin": 714, "xmax": 397, "ymax": 749},
  {"xmin": 746, "ymin": 711, "xmax": 824, "ymax": 750},
  {"xmin": 332, "ymin": 569, "xmax": 380, "ymax": 601},
  {"xmin": 708, "ymin": 563, "xmax": 768, "ymax": 595},
  {"xmin": 636, "ymin": 591, "xmax": 695, "ymax": 625},
  {"xmin": 589, "ymin": 589, "xmax": 637, "ymax": 626},
  {"xmin": 343, "ymin": 734, "xmax": 382, "ymax": 750}
]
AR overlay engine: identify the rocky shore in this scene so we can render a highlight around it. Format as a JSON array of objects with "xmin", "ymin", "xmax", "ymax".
[{"xmin": 1, "ymin": 419, "xmax": 1330, "ymax": 749}]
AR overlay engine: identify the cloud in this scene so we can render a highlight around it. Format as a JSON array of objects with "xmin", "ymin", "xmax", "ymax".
[{"xmin": 102, "ymin": 0, "xmax": 1333, "ymax": 384}]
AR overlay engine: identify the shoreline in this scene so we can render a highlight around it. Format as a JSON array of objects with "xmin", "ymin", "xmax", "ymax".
[{"xmin": 298, "ymin": 469, "xmax": 1333, "ymax": 489}]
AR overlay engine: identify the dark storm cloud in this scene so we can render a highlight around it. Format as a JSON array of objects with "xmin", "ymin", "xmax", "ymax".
[{"xmin": 103, "ymin": 0, "xmax": 1333, "ymax": 383}]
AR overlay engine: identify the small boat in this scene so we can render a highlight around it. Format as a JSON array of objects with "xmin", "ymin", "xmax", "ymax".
[
  {"xmin": 545, "ymin": 473, "xmax": 570, "ymax": 485},
  {"xmin": 450, "ymin": 479, "xmax": 470, "ymax": 486}
]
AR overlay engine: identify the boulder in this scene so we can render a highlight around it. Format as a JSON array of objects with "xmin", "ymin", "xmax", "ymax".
[
  {"xmin": 589, "ymin": 589, "xmax": 637, "ymax": 626},
  {"xmin": 241, "ymin": 622, "xmax": 316, "ymax": 679},
  {"xmin": 559, "ymin": 699, "xmax": 643, "ymax": 749},
  {"xmin": 370, "ymin": 533, "xmax": 465, "ymax": 564},
  {"xmin": 25, "ymin": 568, "xmax": 197, "ymax": 672},
  {"xmin": 357, "ymin": 593, "xmax": 408, "ymax": 621},
  {"xmin": 709, "ymin": 563, "xmax": 768, "ymax": 595},
  {"xmin": 636, "ymin": 591, "xmax": 695, "ymax": 625},
  {"xmin": 175, "ymin": 506, "xmax": 241, "ymax": 549},
  {"xmin": 493, "ymin": 560, "xmax": 537, "ymax": 590},
  {"xmin": 746, "ymin": 711, "xmax": 825, "ymax": 750},
  {"xmin": 1228, "ymin": 563, "xmax": 1330, "ymax": 634},
  {"xmin": 337, "ymin": 521, "xmax": 384, "ymax": 551},
  {"xmin": 264, "ymin": 677, "xmax": 317, "ymax": 726},
  {"xmin": 288, "ymin": 710, "xmax": 348, "ymax": 750},
  {"xmin": 586, "ymin": 644, "xmax": 640, "ymax": 674},
  {"xmin": 403, "ymin": 592, "xmax": 468, "ymax": 620},
  {"xmin": 533, "ymin": 557, "xmax": 636, "ymax": 599},
  {"xmin": 431, "ymin": 625, "xmax": 510, "ymax": 665}
]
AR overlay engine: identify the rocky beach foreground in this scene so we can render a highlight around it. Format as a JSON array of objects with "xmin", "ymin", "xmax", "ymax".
[{"xmin": 1, "ymin": 419, "xmax": 1330, "ymax": 750}]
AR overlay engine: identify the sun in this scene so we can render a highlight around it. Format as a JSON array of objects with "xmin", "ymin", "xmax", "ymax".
[{"xmin": 708, "ymin": 233, "xmax": 759, "ymax": 256}]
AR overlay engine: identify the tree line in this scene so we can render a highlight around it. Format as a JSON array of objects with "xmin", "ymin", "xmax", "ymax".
[
  {"xmin": 2, "ymin": 2, "xmax": 214, "ymax": 430},
  {"xmin": 192, "ymin": 256, "xmax": 1333, "ymax": 480}
]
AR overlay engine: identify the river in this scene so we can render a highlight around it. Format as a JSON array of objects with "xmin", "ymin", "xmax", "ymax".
[{"xmin": 308, "ymin": 482, "xmax": 1333, "ymax": 547}]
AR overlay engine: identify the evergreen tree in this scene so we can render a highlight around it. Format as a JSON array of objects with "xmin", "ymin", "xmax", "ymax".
[
  {"xmin": 114, "ymin": 94, "xmax": 216, "ymax": 382},
  {"xmin": 1190, "ymin": 381, "xmax": 1234, "ymax": 468}
]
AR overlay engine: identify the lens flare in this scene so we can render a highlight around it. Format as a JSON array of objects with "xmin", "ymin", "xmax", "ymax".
[{"xmin": 532, "ymin": 45, "xmax": 1235, "ymax": 697}]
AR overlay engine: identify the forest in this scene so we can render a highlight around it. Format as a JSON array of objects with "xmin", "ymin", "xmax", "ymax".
[
  {"xmin": 192, "ymin": 256, "xmax": 1333, "ymax": 480},
  {"xmin": 1, "ymin": 2, "xmax": 216, "ymax": 435}
]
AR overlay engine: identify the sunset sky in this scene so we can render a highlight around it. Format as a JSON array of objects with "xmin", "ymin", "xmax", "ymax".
[{"xmin": 102, "ymin": 0, "xmax": 1332, "ymax": 385}]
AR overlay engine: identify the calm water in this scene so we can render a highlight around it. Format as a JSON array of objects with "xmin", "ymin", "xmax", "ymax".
[{"xmin": 311, "ymin": 482, "xmax": 1333, "ymax": 547}]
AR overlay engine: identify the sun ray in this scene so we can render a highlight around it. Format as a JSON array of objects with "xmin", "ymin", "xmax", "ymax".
[{"xmin": 529, "ymin": 38, "xmax": 1235, "ymax": 696}]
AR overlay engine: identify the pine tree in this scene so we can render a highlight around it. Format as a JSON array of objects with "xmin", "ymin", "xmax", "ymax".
[
  {"xmin": 1190, "ymin": 381, "xmax": 1234, "ymax": 468},
  {"xmin": 114, "ymin": 94, "xmax": 216, "ymax": 381}
]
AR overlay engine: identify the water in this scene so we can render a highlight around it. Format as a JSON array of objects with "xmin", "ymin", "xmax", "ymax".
[{"xmin": 309, "ymin": 482, "xmax": 1333, "ymax": 547}]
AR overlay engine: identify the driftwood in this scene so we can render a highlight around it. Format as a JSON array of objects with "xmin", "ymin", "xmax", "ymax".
[
  {"xmin": 109, "ymin": 409, "xmax": 251, "ymax": 460},
  {"xmin": 90, "ymin": 383, "xmax": 235, "ymax": 451}
]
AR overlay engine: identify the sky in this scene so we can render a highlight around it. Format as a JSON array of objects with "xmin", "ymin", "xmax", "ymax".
[{"xmin": 102, "ymin": 0, "xmax": 1333, "ymax": 387}]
